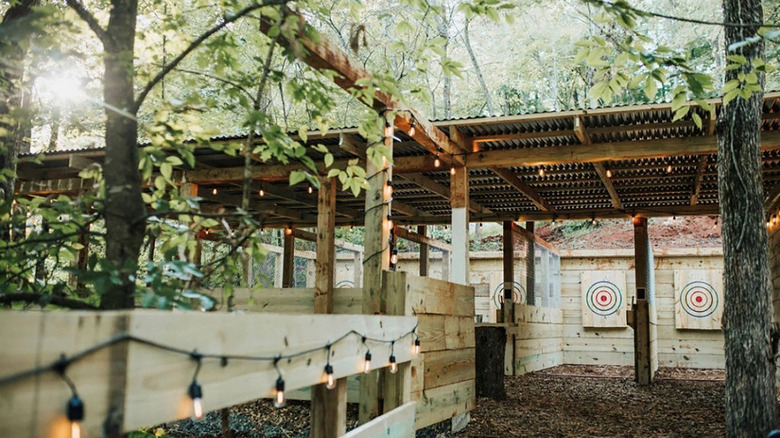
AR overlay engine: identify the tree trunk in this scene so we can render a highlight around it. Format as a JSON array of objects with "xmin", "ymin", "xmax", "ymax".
[
  {"xmin": 101, "ymin": 0, "xmax": 145, "ymax": 310},
  {"xmin": 719, "ymin": 1, "xmax": 777, "ymax": 436},
  {"xmin": 462, "ymin": 18, "xmax": 494, "ymax": 115},
  {"xmin": 0, "ymin": 0, "xmax": 38, "ymax": 215},
  {"xmin": 437, "ymin": 5, "xmax": 451, "ymax": 119}
]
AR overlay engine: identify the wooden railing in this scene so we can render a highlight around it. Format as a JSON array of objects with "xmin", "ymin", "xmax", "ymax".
[{"xmin": 0, "ymin": 310, "xmax": 417, "ymax": 438}]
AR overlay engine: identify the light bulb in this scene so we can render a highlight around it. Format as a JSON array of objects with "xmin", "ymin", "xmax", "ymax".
[
  {"xmin": 363, "ymin": 351, "xmax": 372, "ymax": 374},
  {"xmin": 450, "ymin": 167, "xmax": 456, "ymax": 176},
  {"xmin": 384, "ymin": 122, "xmax": 392, "ymax": 139},
  {"xmin": 538, "ymin": 168, "xmax": 545, "ymax": 177},
  {"xmin": 666, "ymin": 164, "xmax": 673, "ymax": 173},
  {"xmin": 389, "ymin": 355, "xmax": 397, "ymax": 374},
  {"xmin": 189, "ymin": 380, "xmax": 204, "ymax": 420},
  {"xmin": 284, "ymin": 227, "xmax": 292, "ymax": 236},
  {"xmin": 591, "ymin": 218, "xmax": 597, "ymax": 225},
  {"xmin": 413, "ymin": 338, "xmax": 421, "ymax": 355},
  {"xmin": 384, "ymin": 181, "xmax": 393, "ymax": 199},
  {"xmin": 212, "ymin": 188, "xmax": 218, "ymax": 195},
  {"xmin": 606, "ymin": 169, "xmax": 612, "ymax": 178},
  {"xmin": 259, "ymin": 188, "xmax": 265, "ymax": 197},
  {"xmin": 390, "ymin": 249, "xmax": 399, "ymax": 265},
  {"xmin": 324, "ymin": 364, "xmax": 335, "ymax": 390},
  {"xmin": 67, "ymin": 395, "xmax": 84, "ymax": 438},
  {"xmin": 274, "ymin": 377, "xmax": 286, "ymax": 408},
  {"xmin": 434, "ymin": 157, "xmax": 441, "ymax": 168},
  {"xmin": 409, "ymin": 122, "xmax": 416, "ymax": 137},
  {"xmin": 386, "ymin": 214, "xmax": 393, "ymax": 230},
  {"xmin": 308, "ymin": 185, "xmax": 313, "ymax": 194}
]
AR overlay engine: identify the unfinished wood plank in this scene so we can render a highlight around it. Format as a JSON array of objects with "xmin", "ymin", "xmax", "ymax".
[
  {"xmin": 674, "ymin": 270, "xmax": 724, "ymax": 330},
  {"xmin": 689, "ymin": 156, "xmax": 708, "ymax": 206},
  {"xmin": 491, "ymin": 167, "xmax": 555, "ymax": 212},
  {"xmin": 395, "ymin": 226, "xmax": 451, "ymax": 251},
  {"xmin": 418, "ymin": 225, "xmax": 429, "ymax": 277},
  {"xmin": 229, "ymin": 288, "xmax": 362, "ymax": 314},
  {"xmin": 423, "ymin": 348, "xmax": 476, "ymax": 390},
  {"xmin": 406, "ymin": 275, "xmax": 474, "ymax": 317},
  {"xmin": 414, "ymin": 380, "xmax": 475, "ymax": 430},
  {"xmin": 580, "ymin": 271, "xmax": 627, "ymax": 328},
  {"xmin": 282, "ymin": 229, "xmax": 295, "ymax": 287},
  {"xmin": 341, "ymin": 402, "xmax": 416, "ymax": 438},
  {"xmin": 593, "ymin": 163, "xmax": 623, "ymax": 210}
]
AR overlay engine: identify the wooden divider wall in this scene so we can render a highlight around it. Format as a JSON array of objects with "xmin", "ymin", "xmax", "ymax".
[
  {"xmin": 508, "ymin": 304, "xmax": 564, "ymax": 375},
  {"xmin": 561, "ymin": 250, "xmax": 725, "ymax": 369}
]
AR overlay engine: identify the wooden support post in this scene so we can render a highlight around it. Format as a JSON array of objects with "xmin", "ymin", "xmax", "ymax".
[
  {"xmin": 311, "ymin": 176, "xmax": 347, "ymax": 438},
  {"xmin": 501, "ymin": 221, "xmax": 515, "ymax": 324},
  {"xmin": 450, "ymin": 168, "xmax": 470, "ymax": 286},
  {"xmin": 274, "ymin": 252, "xmax": 283, "ymax": 287},
  {"xmin": 441, "ymin": 249, "xmax": 450, "ymax": 281},
  {"xmin": 418, "ymin": 225, "xmax": 429, "ymax": 276},
  {"xmin": 360, "ymin": 123, "xmax": 393, "ymax": 424},
  {"xmin": 632, "ymin": 216, "xmax": 657, "ymax": 385},
  {"xmin": 69, "ymin": 223, "xmax": 90, "ymax": 295},
  {"xmin": 353, "ymin": 251, "xmax": 363, "ymax": 288},
  {"xmin": 380, "ymin": 272, "xmax": 411, "ymax": 413},
  {"xmin": 282, "ymin": 228, "xmax": 295, "ymax": 288},
  {"xmin": 525, "ymin": 222, "xmax": 535, "ymax": 306}
]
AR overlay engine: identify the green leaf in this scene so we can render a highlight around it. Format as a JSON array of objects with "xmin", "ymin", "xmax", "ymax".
[
  {"xmin": 289, "ymin": 170, "xmax": 307, "ymax": 186},
  {"xmin": 324, "ymin": 153, "xmax": 334, "ymax": 167},
  {"xmin": 672, "ymin": 106, "xmax": 690, "ymax": 122},
  {"xmin": 644, "ymin": 79, "xmax": 658, "ymax": 101},
  {"xmin": 692, "ymin": 112, "xmax": 702, "ymax": 129}
]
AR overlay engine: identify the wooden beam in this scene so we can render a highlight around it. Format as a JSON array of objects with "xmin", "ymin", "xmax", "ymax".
[
  {"xmin": 68, "ymin": 154, "xmax": 99, "ymax": 171},
  {"xmin": 474, "ymin": 130, "xmax": 576, "ymax": 144},
  {"xmin": 524, "ymin": 222, "xmax": 535, "ymax": 307},
  {"xmin": 501, "ymin": 221, "xmax": 514, "ymax": 325},
  {"xmin": 259, "ymin": 9, "xmax": 464, "ymax": 165},
  {"xmin": 398, "ymin": 173, "xmax": 490, "ymax": 214},
  {"xmin": 417, "ymin": 225, "xmax": 428, "ymax": 277},
  {"xmin": 262, "ymin": 183, "xmax": 360, "ymax": 218},
  {"xmin": 592, "ymin": 163, "xmax": 623, "ymax": 210},
  {"xmin": 575, "ymin": 117, "xmax": 622, "ymax": 210},
  {"xmin": 392, "ymin": 199, "xmax": 432, "ymax": 217},
  {"xmin": 291, "ymin": 228, "xmax": 364, "ymax": 253},
  {"xmin": 311, "ymin": 176, "xmax": 347, "ymax": 438},
  {"xmin": 282, "ymin": 228, "xmax": 295, "ymax": 287},
  {"xmin": 395, "ymin": 227, "xmax": 452, "ymax": 251},
  {"xmin": 341, "ymin": 402, "xmax": 416, "ymax": 438},
  {"xmin": 632, "ymin": 216, "xmax": 656, "ymax": 385},
  {"xmin": 490, "ymin": 167, "xmax": 555, "ymax": 212},
  {"xmin": 450, "ymin": 167, "xmax": 470, "ymax": 285},
  {"xmin": 689, "ymin": 156, "xmax": 708, "ymax": 206},
  {"xmin": 359, "ymin": 119, "xmax": 393, "ymax": 424},
  {"xmin": 198, "ymin": 187, "xmax": 308, "ymax": 221}
]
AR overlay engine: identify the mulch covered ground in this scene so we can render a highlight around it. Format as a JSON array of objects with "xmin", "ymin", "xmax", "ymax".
[
  {"xmin": 461, "ymin": 365, "xmax": 730, "ymax": 438},
  {"xmin": 158, "ymin": 365, "xmax": 752, "ymax": 438}
]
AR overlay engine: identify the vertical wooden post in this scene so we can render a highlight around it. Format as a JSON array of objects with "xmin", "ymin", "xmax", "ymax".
[
  {"xmin": 632, "ymin": 216, "xmax": 657, "ymax": 385},
  {"xmin": 525, "ymin": 222, "xmax": 535, "ymax": 306},
  {"xmin": 450, "ymin": 167, "xmax": 470, "ymax": 285},
  {"xmin": 311, "ymin": 176, "xmax": 347, "ymax": 438},
  {"xmin": 501, "ymin": 221, "xmax": 514, "ymax": 324},
  {"xmin": 359, "ymin": 121, "xmax": 393, "ymax": 424},
  {"xmin": 418, "ymin": 225, "xmax": 429, "ymax": 276},
  {"xmin": 353, "ymin": 251, "xmax": 363, "ymax": 287},
  {"xmin": 274, "ymin": 252, "xmax": 283, "ymax": 287},
  {"xmin": 381, "ymin": 271, "xmax": 411, "ymax": 412},
  {"xmin": 282, "ymin": 228, "xmax": 294, "ymax": 288},
  {"xmin": 441, "ymin": 249, "xmax": 450, "ymax": 281}
]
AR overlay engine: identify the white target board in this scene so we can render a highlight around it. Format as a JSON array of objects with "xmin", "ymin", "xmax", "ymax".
[
  {"xmin": 581, "ymin": 271, "xmax": 627, "ymax": 328},
  {"xmin": 674, "ymin": 270, "xmax": 723, "ymax": 330}
]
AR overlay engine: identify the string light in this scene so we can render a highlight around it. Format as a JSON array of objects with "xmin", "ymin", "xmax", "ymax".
[
  {"xmin": 390, "ymin": 248, "xmax": 399, "ymax": 265},
  {"xmin": 538, "ymin": 168, "xmax": 545, "ymax": 177},
  {"xmin": 384, "ymin": 180, "xmax": 393, "ymax": 199},
  {"xmin": 259, "ymin": 187, "xmax": 265, "ymax": 197},
  {"xmin": 384, "ymin": 119, "xmax": 393, "ymax": 140},
  {"xmin": 67, "ymin": 394, "xmax": 84, "ymax": 438},
  {"xmin": 273, "ymin": 356, "xmax": 286, "ymax": 408},
  {"xmin": 666, "ymin": 164, "xmax": 673, "ymax": 173},
  {"xmin": 413, "ymin": 329, "xmax": 421, "ymax": 356},
  {"xmin": 386, "ymin": 214, "xmax": 394, "ymax": 230},
  {"xmin": 308, "ymin": 185, "xmax": 314, "ymax": 194},
  {"xmin": 713, "ymin": 217, "xmax": 719, "ymax": 229},
  {"xmin": 284, "ymin": 227, "xmax": 292, "ymax": 236},
  {"xmin": 606, "ymin": 169, "xmax": 613, "ymax": 178},
  {"xmin": 409, "ymin": 120, "xmax": 416, "ymax": 137},
  {"xmin": 324, "ymin": 344, "xmax": 336, "ymax": 390},
  {"xmin": 434, "ymin": 156, "xmax": 441, "ymax": 168},
  {"xmin": 362, "ymin": 336, "xmax": 372, "ymax": 374},
  {"xmin": 591, "ymin": 217, "xmax": 597, "ymax": 225},
  {"xmin": 188, "ymin": 353, "xmax": 204, "ymax": 420},
  {"xmin": 212, "ymin": 188, "xmax": 218, "ymax": 195},
  {"xmin": 450, "ymin": 166, "xmax": 456, "ymax": 176},
  {"xmin": 389, "ymin": 341, "xmax": 397, "ymax": 374}
]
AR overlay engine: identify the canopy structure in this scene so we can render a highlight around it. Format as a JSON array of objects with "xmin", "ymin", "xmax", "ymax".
[{"xmin": 15, "ymin": 91, "xmax": 780, "ymax": 227}]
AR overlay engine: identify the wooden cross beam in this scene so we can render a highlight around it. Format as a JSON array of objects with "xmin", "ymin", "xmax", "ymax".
[
  {"xmin": 394, "ymin": 226, "xmax": 452, "ymax": 251},
  {"xmin": 689, "ymin": 156, "xmax": 708, "ymax": 206},
  {"xmin": 398, "ymin": 173, "xmax": 491, "ymax": 214},
  {"xmin": 574, "ymin": 117, "xmax": 623, "ymax": 210},
  {"xmin": 490, "ymin": 167, "xmax": 555, "ymax": 212}
]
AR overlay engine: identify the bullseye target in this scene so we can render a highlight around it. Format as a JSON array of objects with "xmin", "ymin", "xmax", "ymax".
[
  {"xmin": 581, "ymin": 271, "xmax": 627, "ymax": 327},
  {"xmin": 585, "ymin": 280, "xmax": 623, "ymax": 317},
  {"xmin": 492, "ymin": 282, "xmax": 526, "ymax": 308},
  {"xmin": 680, "ymin": 281, "xmax": 718, "ymax": 318}
]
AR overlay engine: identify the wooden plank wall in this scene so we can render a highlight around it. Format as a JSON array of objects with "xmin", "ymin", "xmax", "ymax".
[
  {"xmin": 510, "ymin": 304, "xmax": 564, "ymax": 374},
  {"xmin": 560, "ymin": 249, "xmax": 725, "ymax": 369},
  {"xmin": 400, "ymin": 273, "xmax": 476, "ymax": 430}
]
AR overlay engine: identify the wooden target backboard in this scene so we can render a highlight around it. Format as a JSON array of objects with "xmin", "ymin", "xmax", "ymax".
[
  {"xmin": 674, "ymin": 270, "xmax": 723, "ymax": 330},
  {"xmin": 581, "ymin": 271, "xmax": 627, "ymax": 328}
]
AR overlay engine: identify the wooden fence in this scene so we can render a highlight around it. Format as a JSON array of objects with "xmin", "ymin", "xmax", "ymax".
[
  {"xmin": 215, "ymin": 271, "xmax": 476, "ymax": 430},
  {"xmin": 0, "ymin": 311, "xmax": 417, "ymax": 438}
]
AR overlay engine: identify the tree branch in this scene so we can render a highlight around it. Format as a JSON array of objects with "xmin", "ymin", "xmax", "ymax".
[
  {"xmin": 0, "ymin": 293, "xmax": 98, "ymax": 310},
  {"xmin": 65, "ymin": 0, "xmax": 109, "ymax": 44},
  {"xmin": 134, "ymin": 0, "xmax": 289, "ymax": 111}
]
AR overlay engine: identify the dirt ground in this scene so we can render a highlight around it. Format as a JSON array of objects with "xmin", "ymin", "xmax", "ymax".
[
  {"xmin": 158, "ymin": 365, "xmax": 745, "ymax": 438},
  {"xmin": 537, "ymin": 216, "xmax": 721, "ymax": 250}
]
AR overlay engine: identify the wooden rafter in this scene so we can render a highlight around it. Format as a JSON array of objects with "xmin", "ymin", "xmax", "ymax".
[
  {"xmin": 490, "ymin": 167, "xmax": 555, "ymax": 212},
  {"xmin": 398, "ymin": 173, "xmax": 490, "ymax": 214},
  {"xmin": 689, "ymin": 156, "xmax": 708, "ymax": 206},
  {"xmin": 394, "ymin": 226, "xmax": 451, "ymax": 251},
  {"xmin": 575, "ymin": 116, "xmax": 623, "ymax": 210},
  {"xmin": 259, "ymin": 8, "xmax": 464, "ymax": 165}
]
